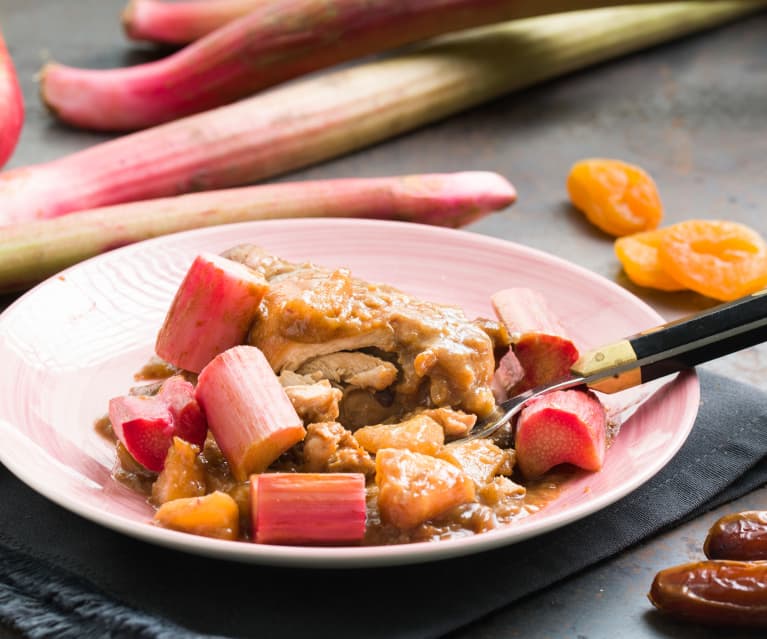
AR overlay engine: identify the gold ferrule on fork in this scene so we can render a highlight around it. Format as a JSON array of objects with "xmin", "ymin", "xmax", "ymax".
[{"xmin": 570, "ymin": 339, "xmax": 641, "ymax": 394}]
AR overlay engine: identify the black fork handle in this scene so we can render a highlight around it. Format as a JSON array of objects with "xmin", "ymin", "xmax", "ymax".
[{"xmin": 571, "ymin": 291, "xmax": 767, "ymax": 393}]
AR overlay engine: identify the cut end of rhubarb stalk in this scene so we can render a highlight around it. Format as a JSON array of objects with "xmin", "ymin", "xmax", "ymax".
[
  {"xmin": 38, "ymin": 62, "xmax": 107, "ymax": 130},
  {"xmin": 155, "ymin": 252, "xmax": 268, "ymax": 373},
  {"xmin": 514, "ymin": 334, "xmax": 580, "ymax": 391},
  {"xmin": 391, "ymin": 172, "xmax": 516, "ymax": 228},
  {"xmin": 252, "ymin": 473, "xmax": 366, "ymax": 546},
  {"xmin": 121, "ymin": 0, "xmax": 141, "ymax": 39},
  {"xmin": 514, "ymin": 389, "xmax": 607, "ymax": 480},
  {"xmin": 195, "ymin": 345, "xmax": 306, "ymax": 482}
]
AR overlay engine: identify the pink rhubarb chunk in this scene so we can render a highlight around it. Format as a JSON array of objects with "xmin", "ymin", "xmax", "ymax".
[
  {"xmin": 491, "ymin": 349, "xmax": 525, "ymax": 403},
  {"xmin": 251, "ymin": 473, "xmax": 366, "ymax": 546},
  {"xmin": 514, "ymin": 389, "xmax": 607, "ymax": 479},
  {"xmin": 109, "ymin": 377, "xmax": 209, "ymax": 471},
  {"xmin": 108, "ymin": 395, "xmax": 175, "ymax": 472},
  {"xmin": 157, "ymin": 375, "xmax": 207, "ymax": 448},
  {"xmin": 195, "ymin": 345, "xmax": 306, "ymax": 481},
  {"xmin": 155, "ymin": 252, "xmax": 268, "ymax": 373},
  {"xmin": 491, "ymin": 287, "xmax": 579, "ymax": 393}
]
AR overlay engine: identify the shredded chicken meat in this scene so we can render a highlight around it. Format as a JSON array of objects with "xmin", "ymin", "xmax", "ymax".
[{"xmin": 223, "ymin": 244, "xmax": 502, "ymax": 420}]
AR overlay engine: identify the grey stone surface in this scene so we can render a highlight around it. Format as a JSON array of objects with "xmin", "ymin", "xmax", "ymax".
[{"xmin": 1, "ymin": 2, "xmax": 766, "ymax": 637}]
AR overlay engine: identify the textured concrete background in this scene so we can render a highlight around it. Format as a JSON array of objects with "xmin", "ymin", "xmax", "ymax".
[{"xmin": 1, "ymin": 2, "xmax": 766, "ymax": 637}]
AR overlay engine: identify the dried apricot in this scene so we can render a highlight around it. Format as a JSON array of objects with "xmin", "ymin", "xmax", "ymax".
[
  {"xmin": 614, "ymin": 229, "xmax": 685, "ymax": 292},
  {"xmin": 567, "ymin": 158, "xmax": 663, "ymax": 237},
  {"xmin": 658, "ymin": 220, "xmax": 767, "ymax": 301}
]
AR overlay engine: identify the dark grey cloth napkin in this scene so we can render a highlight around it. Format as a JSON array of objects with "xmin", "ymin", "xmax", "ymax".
[{"xmin": 1, "ymin": 369, "xmax": 766, "ymax": 639}]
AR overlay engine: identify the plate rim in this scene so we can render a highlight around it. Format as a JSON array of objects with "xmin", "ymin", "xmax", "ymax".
[{"xmin": 0, "ymin": 217, "xmax": 701, "ymax": 567}]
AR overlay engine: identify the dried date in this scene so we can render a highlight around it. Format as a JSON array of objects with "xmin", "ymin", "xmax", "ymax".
[
  {"xmin": 648, "ymin": 560, "xmax": 767, "ymax": 627},
  {"xmin": 704, "ymin": 510, "xmax": 767, "ymax": 561}
]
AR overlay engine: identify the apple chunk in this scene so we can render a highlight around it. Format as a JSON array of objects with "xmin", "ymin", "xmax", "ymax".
[
  {"xmin": 154, "ymin": 491, "xmax": 240, "ymax": 540},
  {"xmin": 514, "ymin": 389, "xmax": 606, "ymax": 479},
  {"xmin": 375, "ymin": 448, "xmax": 475, "ymax": 530}
]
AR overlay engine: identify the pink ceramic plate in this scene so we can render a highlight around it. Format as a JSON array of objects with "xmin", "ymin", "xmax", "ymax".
[{"xmin": 0, "ymin": 219, "xmax": 699, "ymax": 567}]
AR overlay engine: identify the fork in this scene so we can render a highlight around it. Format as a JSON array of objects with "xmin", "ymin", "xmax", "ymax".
[{"xmin": 468, "ymin": 289, "xmax": 767, "ymax": 440}]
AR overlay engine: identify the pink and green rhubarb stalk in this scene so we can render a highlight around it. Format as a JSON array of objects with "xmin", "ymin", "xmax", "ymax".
[
  {"xmin": 0, "ymin": 171, "xmax": 515, "ymax": 292},
  {"xmin": 48, "ymin": 0, "xmax": 685, "ymax": 131},
  {"xmin": 1, "ymin": 4, "xmax": 758, "ymax": 222},
  {"xmin": 0, "ymin": 29, "xmax": 23, "ymax": 169}
]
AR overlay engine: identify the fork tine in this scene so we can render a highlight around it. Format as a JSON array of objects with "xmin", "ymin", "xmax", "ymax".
[{"xmin": 467, "ymin": 375, "xmax": 588, "ymax": 441}]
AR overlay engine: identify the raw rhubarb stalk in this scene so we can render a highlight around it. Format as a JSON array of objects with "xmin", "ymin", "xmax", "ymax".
[
  {"xmin": 514, "ymin": 389, "xmax": 607, "ymax": 479},
  {"xmin": 194, "ymin": 345, "xmax": 306, "ymax": 481},
  {"xmin": 155, "ymin": 252, "xmax": 269, "ymax": 373},
  {"xmin": 108, "ymin": 394, "xmax": 175, "ymax": 472},
  {"xmin": 123, "ymin": 0, "xmax": 262, "ymax": 45},
  {"xmin": 157, "ymin": 376, "xmax": 208, "ymax": 447},
  {"xmin": 491, "ymin": 288, "xmax": 579, "ymax": 393},
  {"xmin": 123, "ymin": 0, "xmax": 679, "ymax": 45},
  {"xmin": 2, "ymin": 3, "xmax": 758, "ymax": 223},
  {"xmin": 251, "ymin": 473, "xmax": 366, "ymax": 545},
  {"xmin": 0, "ymin": 29, "xmax": 23, "ymax": 169},
  {"xmin": 0, "ymin": 171, "xmax": 515, "ymax": 292},
  {"xmin": 46, "ymin": 0, "xmax": 683, "ymax": 131}
]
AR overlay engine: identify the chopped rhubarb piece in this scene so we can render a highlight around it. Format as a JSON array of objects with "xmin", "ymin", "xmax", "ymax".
[
  {"xmin": 514, "ymin": 389, "xmax": 607, "ymax": 479},
  {"xmin": 195, "ymin": 345, "xmax": 306, "ymax": 481},
  {"xmin": 108, "ymin": 394, "xmax": 174, "ymax": 472},
  {"xmin": 491, "ymin": 288, "xmax": 579, "ymax": 393},
  {"xmin": 354, "ymin": 415, "xmax": 444, "ymax": 456},
  {"xmin": 157, "ymin": 375, "xmax": 207, "ymax": 448},
  {"xmin": 375, "ymin": 448, "xmax": 475, "ymax": 530},
  {"xmin": 155, "ymin": 252, "xmax": 268, "ymax": 373},
  {"xmin": 491, "ymin": 349, "xmax": 525, "ymax": 402},
  {"xmin": 151, "ymin": 436, "xmax": 206, "ymax": 505},
  {"xmin": 302, "ymin": 422, "xmax": 375, "ymax": 476},
  {"xmin": 154, "ymin": 490, "xmax": 239, "ymax": 540},
  {"xmin": 251, "ymin": 473, "xmax": 366, "ymax": 546}
]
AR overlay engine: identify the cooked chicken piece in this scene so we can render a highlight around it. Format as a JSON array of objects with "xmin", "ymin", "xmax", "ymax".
[
  {"xmin": 437, "ymin": 438, "xmax": 515, "ymax": 486},
  {"xmin": 477, "ymin": 476, "xmax": 526, "ymax": 519},
  {"xmin": 277, "ymin": 370, "xmax": 323, "ymax": 387},
  {"xmin": 301, "ymin": 422, "xmax": 375, "ymax": 476},
  {"xmin": 339, "ymin": 388, "xmax": 399, "ymax": 429},
  {"xmin": 225, "ymin": 244, "xmax": 499, "ymax": 418},
  {"xmin": 298, "ymin": 351, "xmax": 398, "ymax": 391},
  {"xmin": 417, "ymin": 407, "xmax": 477, "ymax": 439},
  {"xmin": 283, "ymin": 380, "xmax": 343, "ymax": 424}
]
